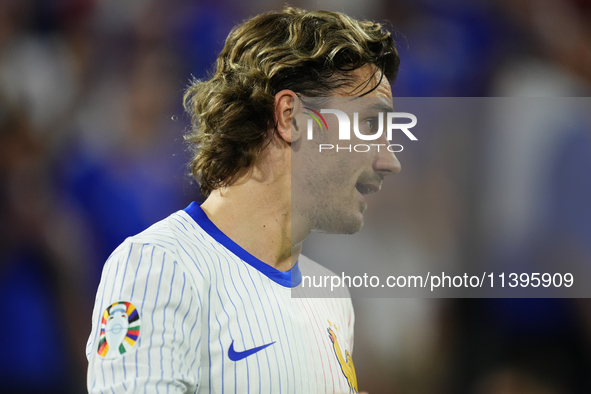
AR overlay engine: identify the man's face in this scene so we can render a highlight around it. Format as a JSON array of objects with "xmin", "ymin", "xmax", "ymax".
[{"xmin": 292, "ymin": 64, "xmax": 401, "ymax": 234}]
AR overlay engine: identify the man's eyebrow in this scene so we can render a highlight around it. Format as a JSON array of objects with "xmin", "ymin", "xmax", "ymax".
[{"xmin": 363, "ymin": 102, "xmax": 395, "ymax": 113}]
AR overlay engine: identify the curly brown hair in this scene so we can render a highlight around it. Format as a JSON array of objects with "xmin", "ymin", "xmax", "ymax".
[{"xmin": 183, "ymin": 7, "xmax": 400, "ymax": 196}]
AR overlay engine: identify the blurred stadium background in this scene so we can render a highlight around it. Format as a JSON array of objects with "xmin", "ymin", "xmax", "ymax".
[{"xmin": 1, "ymin": 0, "xmax": 590, "ymax": 393}]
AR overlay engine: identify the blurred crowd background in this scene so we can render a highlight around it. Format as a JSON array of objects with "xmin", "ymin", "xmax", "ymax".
[{"xmin": 1, "ymin": 0, "xmax": 590, "ymax": 393}]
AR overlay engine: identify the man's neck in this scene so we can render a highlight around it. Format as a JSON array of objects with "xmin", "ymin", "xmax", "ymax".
[{"xmin": 200, "ymin": 181, "xmax": 307, "ymax": 272}]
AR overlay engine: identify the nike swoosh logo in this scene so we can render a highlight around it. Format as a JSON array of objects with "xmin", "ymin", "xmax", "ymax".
[{"xmin": 228, "ymin": 340, "xmax": 276, "ymax": 361}]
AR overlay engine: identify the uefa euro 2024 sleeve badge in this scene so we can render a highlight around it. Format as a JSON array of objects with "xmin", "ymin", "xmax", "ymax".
[{"xmin": 97, "ymin": 301, "xmax": 140, "ymax": 359}]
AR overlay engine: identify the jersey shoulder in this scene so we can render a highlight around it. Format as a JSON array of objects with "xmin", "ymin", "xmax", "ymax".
[
  {"xmin": 119, "ymin": 210, "xmax": 217, "ymax": 256},
  {"xmin": 109, "ymin": 208, "xmax": 221, "ymax": 275}
]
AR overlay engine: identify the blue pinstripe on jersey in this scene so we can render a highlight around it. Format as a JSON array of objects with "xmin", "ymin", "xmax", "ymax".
[
  {"xmin": 147, "ymin": 252, "xmax": 166, "ymax": 389},
  {"xmin": 156, "ymin": 261, "xmax": 176, "ymax": 392},
  {"xmin": 167, "ymin": 272, "xmax": 186, "ymax": 393},
  {"xmin": 244, "ymin": 267, "xmax": 281, "ymax": 394},
  {"xmin": 220, "ymin": 247, "xmax": 258, "ymax": 393}
]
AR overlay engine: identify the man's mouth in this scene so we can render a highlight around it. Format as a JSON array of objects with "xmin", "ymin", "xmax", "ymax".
[{"xmin": 355, "ymin": 183, "xmax": 380, "ymax": 195}]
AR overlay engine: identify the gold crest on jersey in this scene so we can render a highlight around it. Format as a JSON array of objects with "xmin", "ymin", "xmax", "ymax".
[{"xmin": 327, "ymin": 320, "xmax": 358, "ymax": 393}]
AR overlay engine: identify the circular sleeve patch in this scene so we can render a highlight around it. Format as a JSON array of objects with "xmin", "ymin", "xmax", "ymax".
[{"xmin": 97, "ymin": 301, "xmax": 141, "ymax": 359}]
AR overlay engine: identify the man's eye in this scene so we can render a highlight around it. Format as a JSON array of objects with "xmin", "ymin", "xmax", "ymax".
[
  {"xmin": 354, "ymin": 113, "xmax": 382, "ymax": 135},
  {"xmin": 365, "ymin": 118, "xmax": 378, "ymax": 132}
]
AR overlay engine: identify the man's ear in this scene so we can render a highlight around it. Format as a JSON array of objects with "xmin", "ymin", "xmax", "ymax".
[{"xmin": 274, "ymin": 90, "xmax": 304, "ymax": 143}]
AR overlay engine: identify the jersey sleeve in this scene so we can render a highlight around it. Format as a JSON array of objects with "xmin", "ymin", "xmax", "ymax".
[{"xmin": 87, "ymin": 242, "xmax": 202, "ymax": 393}]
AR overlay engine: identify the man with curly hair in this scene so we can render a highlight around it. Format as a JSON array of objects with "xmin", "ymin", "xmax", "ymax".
[{"xmin": 87, "ymin": 7, "xmax": 400, "ymax": 393}]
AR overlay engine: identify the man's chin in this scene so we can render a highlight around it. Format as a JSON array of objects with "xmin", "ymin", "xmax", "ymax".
[{"xmin": 312, "ymin": 210, "xmax": 365, "ymax": 235}]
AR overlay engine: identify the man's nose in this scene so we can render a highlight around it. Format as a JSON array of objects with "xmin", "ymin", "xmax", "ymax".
[{"xmin": 373, "ymin": 140, "xmax": 401, "ymax": 176}]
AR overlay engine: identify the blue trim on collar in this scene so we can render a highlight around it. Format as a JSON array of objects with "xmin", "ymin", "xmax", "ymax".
[{"xmin": 183, "ymin": 202, "xmax": 302, "ymax": 288}]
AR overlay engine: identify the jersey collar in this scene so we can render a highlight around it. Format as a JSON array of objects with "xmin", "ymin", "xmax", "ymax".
[{"xmin": 183, "ymin": 202, "xmax": 302, "ymax": 288}]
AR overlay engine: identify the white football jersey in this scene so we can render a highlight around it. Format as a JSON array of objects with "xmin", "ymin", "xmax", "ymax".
[{"xmin": 86, "ymin": 202, "xmax": 358, "ymax": 393}]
